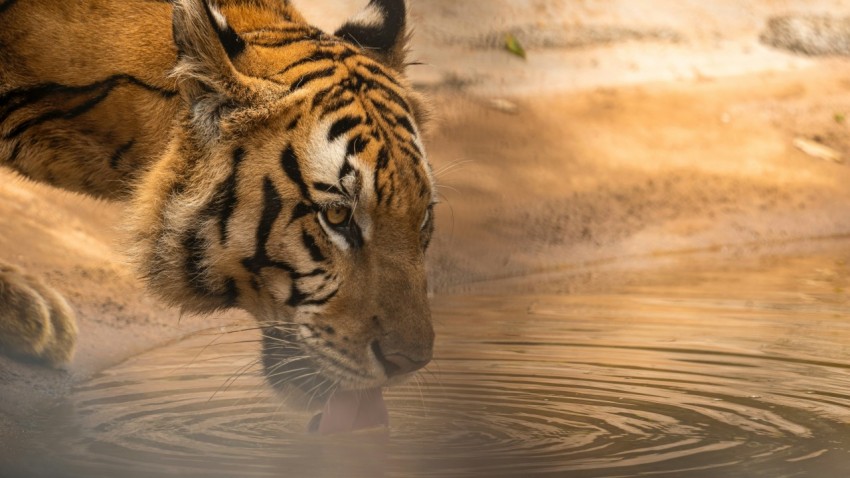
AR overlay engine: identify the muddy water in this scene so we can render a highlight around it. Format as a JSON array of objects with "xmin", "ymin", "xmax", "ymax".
[{"xmin": 14, "ymin": 247, "xmax": 850, "ymax": 477}]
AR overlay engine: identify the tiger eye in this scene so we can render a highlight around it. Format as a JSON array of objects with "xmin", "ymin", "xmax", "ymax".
[{"xmin": 325, "ymin": 206, "xmax": 351, "ymax": 226}]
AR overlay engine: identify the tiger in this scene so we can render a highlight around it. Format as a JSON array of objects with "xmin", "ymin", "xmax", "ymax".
[{"xmin": 0, "ymin": 0, "xmax": 436, "ymax": 423}]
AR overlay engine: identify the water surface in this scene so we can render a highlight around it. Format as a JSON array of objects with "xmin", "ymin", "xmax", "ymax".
[{"xmin": 15, "ymin": 247, "xmax": 850, "ymax": 477}]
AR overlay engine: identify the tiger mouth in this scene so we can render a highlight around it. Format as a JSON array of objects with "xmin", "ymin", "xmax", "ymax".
[
  {"xmin": 261, "ymin": 326, "xmax": 399, "ymax": 434},
  {"xmin": 262, "ymin": 323, "xmax": 433, "ymax": 434},
  {"xmin": 260, "ymin": 326, "xmax": 376, "ymax": 409}
]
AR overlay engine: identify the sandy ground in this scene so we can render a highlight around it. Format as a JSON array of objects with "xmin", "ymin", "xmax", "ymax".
[
  {"xmin": 426, "ymin": 65, "xmax": 850, "ymax": 293},
  {"xmin": 3, "ymin": 0, "xmax": 850, "ymax": 449}
]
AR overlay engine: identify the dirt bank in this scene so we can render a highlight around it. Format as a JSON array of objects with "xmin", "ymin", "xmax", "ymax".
[{"xmin": 425, "ymin": 63, "xmax": 850, "ymax": 293}]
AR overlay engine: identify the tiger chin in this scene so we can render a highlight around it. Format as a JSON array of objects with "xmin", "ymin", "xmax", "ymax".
[{"xmin": 0, "ymin": 0, "xmax": 436, "ymax": 423}]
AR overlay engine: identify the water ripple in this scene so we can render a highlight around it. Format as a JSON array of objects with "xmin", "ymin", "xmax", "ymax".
[{"xmin": 17, "ymin": 253, "xmax": 850, "ymax": 477}]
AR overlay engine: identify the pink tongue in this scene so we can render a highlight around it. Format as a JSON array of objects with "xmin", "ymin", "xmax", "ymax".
[{"xmin": 311, "ymin": 388, "xmax": 388, "ymax": 435}]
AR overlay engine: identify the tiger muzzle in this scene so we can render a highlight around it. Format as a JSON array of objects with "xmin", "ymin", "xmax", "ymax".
[{"xmin": 370, "ymin": 333, "xmax": 433, "ymax": 379}]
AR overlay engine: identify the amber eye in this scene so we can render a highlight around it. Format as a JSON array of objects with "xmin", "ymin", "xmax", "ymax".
[{"xmin": 324, "ymin": 206, "xmax": 352, "ymax": 227}]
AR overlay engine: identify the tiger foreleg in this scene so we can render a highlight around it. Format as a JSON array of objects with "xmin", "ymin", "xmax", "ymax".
[{"xmin": 0, "ymin": 264, "xmax": 77, "ymax": 366}]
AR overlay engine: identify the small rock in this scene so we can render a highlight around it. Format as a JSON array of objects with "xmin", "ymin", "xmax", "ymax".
[
  {"xmin": 761, "ymin": 15, "xmax": 850, "ymax": 56},
  {"xmin": 792, "ymin": 138, "xmax": 843, "ymax": 163},
  {"xmin": 488, "ymin": 98, "xmax": 519, "ymax": 114}
]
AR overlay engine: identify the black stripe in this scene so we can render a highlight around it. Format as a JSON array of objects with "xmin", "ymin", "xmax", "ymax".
[
  {"xmin": 292, "ymin": 268, "xmax": 327, "ymax": 279},
  {"xmin": 286, "ymin": 283, "xmax": 308, "ymax": 307},
  {"xmin": 320, "ymin": 95, "xmax": 356, "ymax": 119},
  {"xmin": 310, "ymin": 85, "xmax": 339, "ymax": 110},
  {"xmin": 301, "ymin": 229, "xmax": 326, "ymax": 262},
  {"xmin": 360, "ymin": 62, "xmax": 402, "ymax": 87},
  {"xmin": 277, "ymin": 48, "xmax": 356, "ymax": 76},
  {"xmin": 286, "ymin": 270, "xmax": 335, "ymax": 308},
  {"xmin": 211, "ymin": 147, "xmax": 244, "ymax": 244},
  {"xmin": 300, "ymin": 288, "xmax": 338, "ymax": 307},
  {"xmin": 6, "ymin": 86, "xmax": 114, "ymax": 139},
  {"xmin": 348, "ymin": 221, "xmax": 364, "ymax": 249},
  {"xmin": 109, "ymin": 140, "xmax": 135, "ymax": 169},
  {"xmin": 281, "ymin": 146, "xmax": 311, "ymax": 201},
  {"xmin": 375, "ymin": 146, "xmax": 390, "ymax": 170},
  {"xmin": 0, "ymin": 0, "xmax": 19, "ymax": 15},
  {"xmin": 327, "ymin": 115, "xmax": 362, "ymax": 142},
  {"xmin": 289, "ymin": 202, "xmax": 313, "ymax": 223},
  {"xmin": 313, "ymin": 182, "xmax": 345, "ymax": 196},
  {"xmin": 183, "ymin": 228, "xmax": 211, "ymax": 297},
  {"xmin": 339, "ymin": 160, "xmax": 355, "ymax": 183},
  {"xmin": 395, "ymin": 115, "xmax": 416, "ymax": 136},
  {"xmin": 367, "ymin": 100, "xmax": 413, "ymax": 151},
  {"xmin": 256, "ymin": 178, "xmax": 283, "ymax": 256},
  {"xmin": 356, "ymin": 63, "xmax": 406, "ymax": 95},
  {"xmin": 398, "ymin": 143, "xmax": 423, "ymax": 162},
  {"xmin": 201, "ymin": 0, "xmax": 245, "ymax": 58},
  {"xmin": 247, "ymin": 25, "xmax": 314, "ymax": 36},
  {"xmin": 294, "ymin": 67, "xmax": 337, "ymax": 89},
  {"xmin": 367, "ymin": 96, "xmax": 394, "ymax": 119},
  {"xmin": 223, "ymin": 277, "xmax": 239, "ymax": 307},
  {"xmin": 0, "ymin": 84, "xmax": 59, "ymax": 123},
  {"xmin": 241, "ymin": 177, "xmax": 293, "ymax": 276},
  {"xmin": 366, "ymin": 101, "xmax": 421, "ymax": 157},
  {"xmin": 182, "ymin": 226, "xmax": 243, "ymax": 308},
  {"xmin": 372, "ymin": 83, "xmax": 411, "ymax": 114},
  {"xmin": 288, "ymin": 283, "xmax": 339, "ymax": 307},
  {"xmin": 7, "ymin": 140, "xmax": 22, "ymax": 164},
  {"xmin": 384, "ymin": 170, "xmax": 397, "ymax": 206},
  {"xmin": 366, "ymin": 89, "xmax": 410, "ymax": 118},
  {"xmin": 250, "ymin": 28, "xmax": 323, "ymax": 48},
  {"xmin": 346, "ymin": 136, "xmax": 370, "ymax": 158},
  {"xmin": 0, "ymin": 75, "xmax": 176, "ymax": 124},
  {"xmin": 286, "ymin": 114, "xmax": 301, "ymax": 131},
  {"xmin": 374, "ymin": 150, "xmax": 387, "ymax": 204},
  {"xmin": 1, "ymin": 75, "xmax": 177, "ymax": 140}
]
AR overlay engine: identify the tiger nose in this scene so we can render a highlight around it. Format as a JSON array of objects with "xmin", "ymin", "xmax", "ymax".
[{"xmin": 370, "ymin": 341, "xmax": 431, "ymax": 378}]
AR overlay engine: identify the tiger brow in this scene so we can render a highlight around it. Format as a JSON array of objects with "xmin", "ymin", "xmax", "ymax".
[{"xmin": 312, "ymin": 170, "xmax": 361, "ymax": 201}]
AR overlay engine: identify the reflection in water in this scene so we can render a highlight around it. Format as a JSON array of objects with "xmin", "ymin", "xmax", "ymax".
[{"xmin": 12, "ymin": 248, "xmax": 850, "ymax": 477}]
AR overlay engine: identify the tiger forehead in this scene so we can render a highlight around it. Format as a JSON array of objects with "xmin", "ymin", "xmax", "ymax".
[
  {"xmin": 242, "ymin": 26, "xmax": 432, "ymax": 207},
  {"xmin": 302, "ymin": 110, "xmax": 432, "ymax": 205},
  {"xmin": 255, "ymin": 33, "xmax": 406, "ymax": 98},
  {"xmin": 293, "ymin": 69, "xmax": 428, "ymax": 196}
]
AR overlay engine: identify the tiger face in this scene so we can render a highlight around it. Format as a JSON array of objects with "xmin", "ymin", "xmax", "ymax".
[
  {"xmin": 249, "ymin": 91, "xmax": 436, "ymax": 405},
  {"xmin": 129, "ymin": 0, "xmax": 435, "ymax": 408}
]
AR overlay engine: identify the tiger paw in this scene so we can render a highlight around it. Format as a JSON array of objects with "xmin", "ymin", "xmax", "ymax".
[{"xmin": 0, "ymin": 265, "xmax": 78, "ymax": 366}]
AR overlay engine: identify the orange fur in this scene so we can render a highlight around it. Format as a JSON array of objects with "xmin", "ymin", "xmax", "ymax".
[{"xmin": 1, "ymin": 0, "xmax": 434, "ymax": 405}]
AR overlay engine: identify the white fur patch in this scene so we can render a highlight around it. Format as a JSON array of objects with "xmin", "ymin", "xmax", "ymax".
[
  {"xmin": 208, "ymin": 4, "xmax": 230, "ymax": 31},
  {"xmin": 305, "ymin": 118, "xmax": 350, "ymax": 187},
  {"xmin": 349, "ymin": 3, "xmax": 386, "ymax": 30},
  {"xmin": 305, "ymin": 118, "xmax": 376, "ymax": 248}
]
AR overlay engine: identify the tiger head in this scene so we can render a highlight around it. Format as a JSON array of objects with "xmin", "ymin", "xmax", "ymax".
[{"xmin": 129, "ymin": 0, "xmax": 435, "ymax": 408}]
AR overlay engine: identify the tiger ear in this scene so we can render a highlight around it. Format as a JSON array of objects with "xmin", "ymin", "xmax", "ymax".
[
  {"xmin": 171, "ymin": 0, "xmax": 260, "ymax": 137},
  {"xmin": 334, "ymin": 0, "xmax": 408, "ymax": 71}
]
